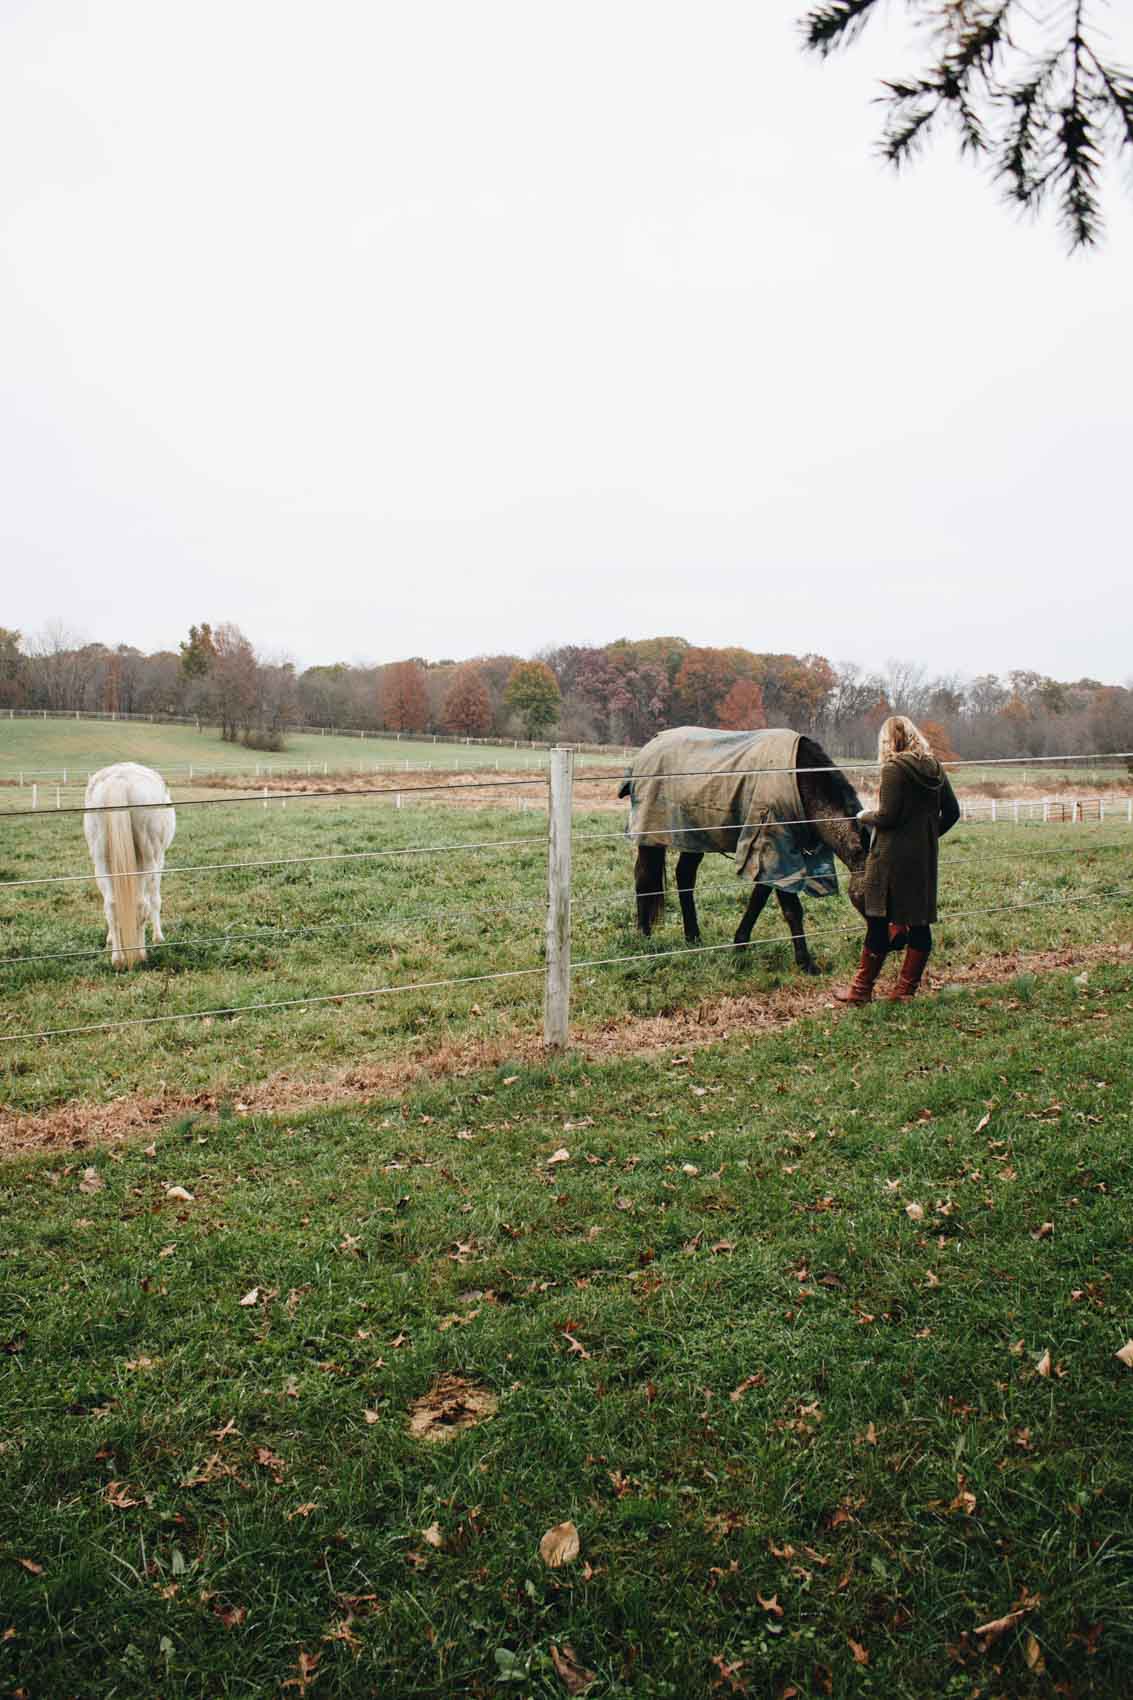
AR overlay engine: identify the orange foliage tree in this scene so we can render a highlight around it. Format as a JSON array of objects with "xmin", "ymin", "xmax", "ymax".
[
  {"xmin": 673, "ymin": 648, "xmax": 738, "ymax": 724},
  {"xmin": 920, "ymin": 719, "xmax": 959, "ymax": 764},
  {"xmin": 383, "ymin": 660, "xmax": 430, "ymax": 732},
  {"xmin": 717, "ymin": 678, "xmax": 767, "ymax": 731},
  {"xmin": 442, "ymin": 664, "xmax": 492, "ymax": 736}
]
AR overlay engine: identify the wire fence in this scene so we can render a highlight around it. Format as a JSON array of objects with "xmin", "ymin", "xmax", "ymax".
[{"xmin": 2, "ymin": 746, "xmax": 1132, "ymax": 1059}]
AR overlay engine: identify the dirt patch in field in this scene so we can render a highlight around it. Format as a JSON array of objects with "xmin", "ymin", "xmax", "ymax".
[
  {"xmin": 191, "ymin": 766, "xmax": 626, "ymax": 811},
  {"xmin": 3, "ymin": 941, "xmax": 1129, "ymax": 1160}
]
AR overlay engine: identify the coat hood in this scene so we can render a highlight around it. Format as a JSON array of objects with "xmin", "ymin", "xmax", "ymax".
[{"xmin": 892, "ymin": 750, "xmax": 945, "ymax": 791}]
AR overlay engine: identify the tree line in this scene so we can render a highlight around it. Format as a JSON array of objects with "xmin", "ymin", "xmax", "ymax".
[{"xmin": 2, "ymin": 622, "xmax": 1132, "ymax": 761}]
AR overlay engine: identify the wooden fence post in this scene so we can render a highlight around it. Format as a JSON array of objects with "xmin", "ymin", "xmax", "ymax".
[{"xmin": 544, "ymin": 748, "xmax": 574, "ymax": 1050}]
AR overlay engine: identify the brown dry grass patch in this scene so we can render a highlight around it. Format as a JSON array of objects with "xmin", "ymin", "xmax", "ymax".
[{"xmin": 4, "ymin": 940, "xmax": 1130, "ymax": 1162}]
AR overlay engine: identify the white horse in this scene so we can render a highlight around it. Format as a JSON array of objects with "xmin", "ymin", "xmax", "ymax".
[{"xmin": 83, "ymin": 763, "xmax": 176, "ymax": 969}]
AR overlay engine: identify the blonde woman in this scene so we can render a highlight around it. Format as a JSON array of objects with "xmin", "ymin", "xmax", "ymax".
[{"xmin": 835, "ymin": 716, "xmax": 960, "ymax": 1003}]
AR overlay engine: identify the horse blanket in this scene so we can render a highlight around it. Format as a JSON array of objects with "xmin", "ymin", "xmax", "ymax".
[{"xmin": 620, "ymin": 726, "xmax": 839, "ymax": 896}]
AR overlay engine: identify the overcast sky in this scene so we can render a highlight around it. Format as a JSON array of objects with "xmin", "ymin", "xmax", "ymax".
[{"xmin": 3, "ymin": 2, "xmax": 1131, "ymax": 683}]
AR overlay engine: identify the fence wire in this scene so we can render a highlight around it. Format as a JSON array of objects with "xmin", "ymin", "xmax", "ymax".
[{"xmin": 2, "ymin": 884, "xmax": 1128, "ymax": 1047}]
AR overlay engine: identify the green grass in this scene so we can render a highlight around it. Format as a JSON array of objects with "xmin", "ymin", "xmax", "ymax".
[
  {"xmin": 0, "ymin": 717, "xmax": 627, "ymax": 787},
  {"xmin": 3, "ymin": 972, "xmax": 1133, "ymax": 1696},
  {"xmin": 2, "ymin": 792, "xmax": 1132, "ymax": 1113}
]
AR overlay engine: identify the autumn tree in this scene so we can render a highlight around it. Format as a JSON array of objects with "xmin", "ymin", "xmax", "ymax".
[
  {"xmin": 505, "ymin": 660, "xmax": 561, "ymax": 740},
  {"xmin": 920, "ymin": 719, "xmax": 959, "ymax": 765},
  {"xmin": 0, "ymin": 627, "xmax": 27, "ymax": 707},
  {"xmin": 717, "ymin": 678, "xmax": 767, "ymax": 731},
  {"xmin": 443, "ymin": 664, "xmax": 493, "ymax": 736},
  {"xmin": 382, "ymin": 660, "xmax": 430, "ymax": 733},
  {"xmin": 179, "ymin": 623, "xmax": 217, "ymax": 679},
  {"xmin": 673, "ymin": 647, "xmax": 738, "ymax": 725},
  {"xmin": 210, "ymin": 623, "xmax": 259, "ymax": 742}
]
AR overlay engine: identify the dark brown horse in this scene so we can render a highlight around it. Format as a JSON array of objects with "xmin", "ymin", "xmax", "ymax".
[{"xmin": 618, "ymin": 728, "xmax": 870, "ymax": 974}]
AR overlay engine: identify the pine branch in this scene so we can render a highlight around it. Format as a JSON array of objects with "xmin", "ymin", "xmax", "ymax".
[
  {"xmin": 800, "ymin": 0, "xmax": 1133, "ymax": 247},
  {"xmin": 800, "ymin": 0, "xmax": 881, "ymax": 58}
]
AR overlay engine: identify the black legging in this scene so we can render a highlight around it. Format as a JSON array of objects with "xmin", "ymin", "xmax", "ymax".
[{"xmin": 866, "ymin": 917, "xmax": 931, "ymax": 954}]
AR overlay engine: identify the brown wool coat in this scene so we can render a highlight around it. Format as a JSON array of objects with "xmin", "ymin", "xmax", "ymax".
[{"xmin": 859, "ymin": 751, "xmax": 960, "ymax": 924}]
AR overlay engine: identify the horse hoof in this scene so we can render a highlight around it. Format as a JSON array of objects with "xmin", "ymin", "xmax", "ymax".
[{"xmin": 799, "ymin": 959, "xmax": 821, "ymax": 976}]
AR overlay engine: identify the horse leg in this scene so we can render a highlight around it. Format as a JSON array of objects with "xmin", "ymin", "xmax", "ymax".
[
  {"xmin": 675, "ymin": 852, "xmax": 703, "ymax": 943},
  {"xmin": 96, "ymin": 873, "xmax": 118, "ymax": 959},
  {"xmin": 634, "ymin": 845, "xmax": 666, "ymax": 935},
  {"xmin": 776, "ymin": 889, "xmax": 819, "ymax": 975},
  {"xmin": 734, "ymin": 880, "xmax": 773, "ymax": 947},
  {"xmin": 144, "ymin": 869, "xmax": 164, "ymax": 944}
]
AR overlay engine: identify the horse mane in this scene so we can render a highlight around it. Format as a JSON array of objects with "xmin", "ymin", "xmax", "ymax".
[{"xmin": 795, "ymin": 734, "xmax": 863, "ymax": 817}]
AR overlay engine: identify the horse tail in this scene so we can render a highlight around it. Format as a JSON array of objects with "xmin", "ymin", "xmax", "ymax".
[
  {"xmin": 105, "ymin": 798, "xmax": 145, "ymax": 968},
  {"xmin": 634, "ymin": 844, "xmax": 667, "ymax": 934}
]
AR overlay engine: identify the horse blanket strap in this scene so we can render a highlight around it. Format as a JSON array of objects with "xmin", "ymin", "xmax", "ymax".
[{"xmin": 621, "ymin": 726, "xmax": 839, "ymax": 897}]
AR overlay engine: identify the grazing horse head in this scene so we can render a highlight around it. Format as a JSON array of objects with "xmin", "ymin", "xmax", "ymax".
[{"xmin": 794, "ymin": 736, "xmax": 871, "ymax": 917}]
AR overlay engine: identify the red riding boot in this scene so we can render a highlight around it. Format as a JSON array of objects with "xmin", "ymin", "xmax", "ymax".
[
  {"xmin": 884, "ymin": 947, "xmax": 930, "ymax": 1000},
  {"xmin": 833, "ymin": 947, "xmax": 886, "ymax": 1005}
]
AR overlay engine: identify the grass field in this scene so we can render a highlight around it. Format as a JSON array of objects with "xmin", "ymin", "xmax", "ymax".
[
  {"xmin": 4, "ymin": 730, "xmax": 1133, "ymax": 1696},
  {"xmin": 3, "ymin": 971, "xmax": 1133, "ymax": 1697},
  {"xmin": 1, "ymin": 771, "xmax": 1132, "ymax": 1117},
  {"xmin": 0, "ymin": 717, "xmax": 627, "ymax": 786}
]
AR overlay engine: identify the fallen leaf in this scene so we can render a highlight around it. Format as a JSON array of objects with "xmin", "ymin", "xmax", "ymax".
[
  {"xmin": 904, "ymin": 1202, "xmax": 924, "ymax": 1221},
  {"xmin": 124, "ymin": 1356, "xmax": 157, "ymax": 1372},
  {"xmin": 421, "ymin": 1522, "xmax": 445, "ymax": 1549},
  {"xmin": 238, "ymin": 1288, "xmax": 259, "ymax": 1308},
  {"xmin": 710, "ymin": 1239, "xmax": 736, "ymax": 1255},
  {"xmin": 709, "ymin": 1654, "xmax": 749, "ymax": 1694},
  {"xmin": 78, "ymin": 1167, "xmax": 103, "ymax": 1194},
  {"xmin": 105, "ymin": 1481, "xmax": 141, "ymax": 1509},
  {"xmin": 549, "ymin": 1643, "xmax": 596, "ymax": 1695},
  {"xmin": 1036, "ymin": 1349, "xmax": 1052, "ymax": 1378},
  {"xmin": 16, "ymin": 1558, "xmax": 44, "ymax": 1576},
  {"xmin": 1032, "ymin": 1222, "xmax": 1054, "ymax": 1241},
  {"xmin": 322, "ymin": 1616, "xmax": 362, "ymax": 1653},
  {"xmin": 288, "ymin": 1502, "xmax": 319, "ymax": 1520},
  {"xmin": 143, "ymin": 1143, "xmax": 157, "ymax": 1157},
  {"xmin": 1114, "ymin": 1340, "xmax": 1133, "ymax": 1369},
  {"xmin": 729, "ymin": 1373, "xmax": 765, "ymax": 1403},
  {"xmin": 975, "ymin": 1112, "xmax": 992, "ymax": 1133},
  {"xmin": 1024, "ymin": 1631, "xmax": 1046, "ymax": 1673},
  {"xmin": 281, "ymin": 1649, "xmax": 321, "ymax": 1693},
  {"xmin": 165, "ymin": 1185, "xmax": 195, "ymax": 1203},
  {"xmin": 158, "ymin": 1244, "xmax": 177, "ymax": 1259},
  {"xmin": 973, "ymin": 1607, "xmax": 1026, "ymax": 1639},
  {"xmin": 212, "ymin": 1601, "xmax": 247, "ymax": 1628},
  {"xmin": 363, "ymin": 1409, "xmax": 381, "ymax": 1425},
  {"xmin": 681, "ymin": 1163, "xmax": 700, "ymax": 1177},
  {"xmin": 539, "ymin": 1521, "xmax": 580, "ymax": 1569},
  {"xmin": 847, "ymin": 1637, "xmax": 870, "ymax": 1666},
  {"xmin": 547, "ymin": 1148, "xmax": 571, "ymax": 1166},
  {"xmin": 407, "ymin": 1375, "xmax": 498, "ymax": 1444},
  {"xmin": 757, "ymin": 1592, "xmax": 784, "ymax": 1618},
  {"xmin": 863, "ymin": 1422, "xmax": 878, "ymax": 1446}
]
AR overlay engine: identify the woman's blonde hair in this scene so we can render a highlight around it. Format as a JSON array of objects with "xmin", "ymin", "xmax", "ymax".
[{"xmin": 878, "ymin": 714, "xmax": 935, "ymax": 766}]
